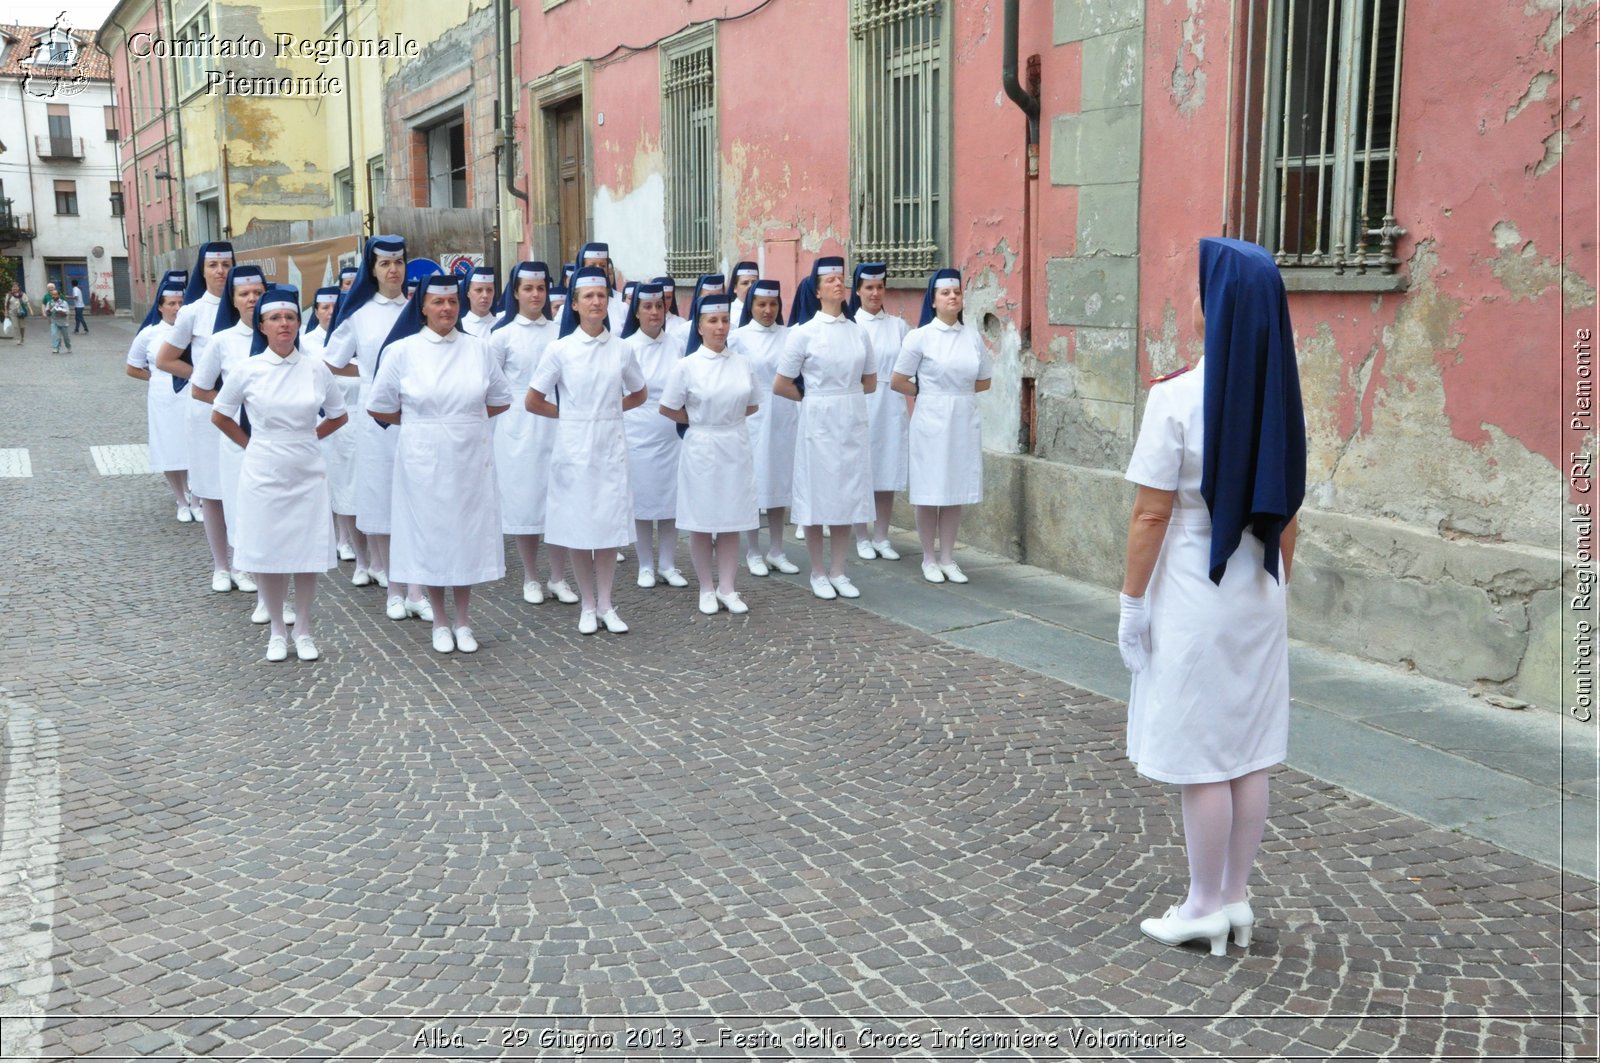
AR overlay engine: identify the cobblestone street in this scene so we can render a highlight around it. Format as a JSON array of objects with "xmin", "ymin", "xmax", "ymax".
[{"xmin": 0, "ymin": 320, "xmax": 1594, "ymax": 1060}]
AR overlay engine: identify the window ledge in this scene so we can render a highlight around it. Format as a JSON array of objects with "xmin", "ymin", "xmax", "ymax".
[{"xmin": 1281, "ymin": 268, "xmax": 1407, "ymax": 294}]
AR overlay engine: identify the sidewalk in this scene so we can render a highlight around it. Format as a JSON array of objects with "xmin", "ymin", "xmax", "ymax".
[{"xmin": 770, "ymin": 532, "xmax": 1600, "ymax": 881}]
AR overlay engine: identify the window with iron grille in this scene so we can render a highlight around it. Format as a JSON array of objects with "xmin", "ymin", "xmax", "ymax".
[
  {"xmin": 661, "ymin": 27, "xmax": 717, "ymax": 277},
  {"xmin": 1231, "ymin": 0, "xmax": 1406, "ymax": 281},
  {"xmin": 849, "ymin": 0, "xmax": 950, "ymax": 276}
]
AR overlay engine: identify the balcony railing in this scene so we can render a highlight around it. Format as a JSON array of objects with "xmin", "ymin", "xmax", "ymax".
[
  {"xmin": 35, "ymin": 135, "xmax": 84, "ymax": 160},
  {"xmin": 0, "ymin": 203, "xmax": 36, "ymax": 246}
]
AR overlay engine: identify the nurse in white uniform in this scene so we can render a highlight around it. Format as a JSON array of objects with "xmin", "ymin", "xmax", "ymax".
[
  {"xmin": 488, "ymin": 261, "xmax": 576, "ymax": 605},
  {"xmin": 659, "ymin": 291, "xmax": 761, "ymax": 616},
  {"xmin": 211, "ymin": 287, "xmax": 349, "ymax": 663},
  {"xmin": 322, "ymin": 236, "xmax": 430, "ymax": 622},
  {"xmin": 459, "ymin": 266, "xmax": 500, "ymax": 339},
  {"xmin": 774, "ymin": 256, "xmax": 877, "ymax": 601},
  {"xmin": 728, "ymin": 260, "xmax": 758, "ymax": 328},
  {"xmin": 621, "ymin": 282, "xmax": 688, "ymax": 589},
  {"xmin": 850, "ymin": 262, "xmax": 910, "ymax": 560},
  {"xmin": 730, "ymin": 280, "xmax": 800, "ymax": 577},
  {"xmin": 890, "ymin": 269, "xmax": 993, "ymax": 585},
  {"xmin": 189, "ymin": 265, "xmax": 273, "ymax": 621},
  {"xmin": 1118, "ymin": 237, "xmax": 1305, "ymax": 956},
  {"xmin": 155, "ymin": 242, "xmax": 236, "ymax": 590},
  {"xmin": 304, "ymin": 286, "xmax": 361, "ymax": 566},
  {"xmin": 368, "ymin": 273, "xmax": 513, "ymax": 655},
  {"xmin": 527, "ymin": 266, "xmax": 649, "ymax": 635},
  {"xmin": 124, "ymin": 271, "xmax": 192, "ymax": 521}
]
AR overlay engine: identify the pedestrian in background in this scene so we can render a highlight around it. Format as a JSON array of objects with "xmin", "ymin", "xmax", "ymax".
[
  {"xmin": 71, "ymin": 281, "xmax": 88, "ymax": 333},
  {"xmin": 44, "ymin": 282, "xmax": 72, "ymax": 353},
  {"xmin": 5, "ymin": 284, "xmax": 29, "ymax": 346},
  {"xmin": 1118, "ymin": 237, "xmax": 1305, "ymax": 957}
]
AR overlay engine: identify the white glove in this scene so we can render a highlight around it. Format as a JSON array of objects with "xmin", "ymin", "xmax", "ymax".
[{"xmin": 1118, "ymin": 593, "xmax": 1152, "ymax": 674}]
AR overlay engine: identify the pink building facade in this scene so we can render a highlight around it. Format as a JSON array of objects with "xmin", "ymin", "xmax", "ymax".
[{"xmin": 515, "ymin": 0, "xmax": 1594, "ymax": 712}]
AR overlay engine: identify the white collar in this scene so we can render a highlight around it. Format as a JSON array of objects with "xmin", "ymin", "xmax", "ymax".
[
  {"xmin": 465, "ymin": 310, "xmax": 490, "ymax": 322},
  {"xmin": 266, "ymin": 348, "xmax": 301, "ymax": 365},
  {"xmin": 422, "ymin": 327, "xmax": 458, "ymax": 345},
  {"xmin": 930, "ymin": 317, "xmax": 961, "ymax": 332},
  {"xmin": 229, "ymin": 321, "xmax": 253, "ymax": 335},
  {"xmin": 514, "ymin": 314, "xmax": 549, "ymax": 327},
  {"xmin": 574, "ymin": 327, "xmax": 608, "ymax": 345},
  {"xmin": 814, "ymin": 310, "xmax": 843, "ymax": 323},
  {"xmin": 199, "ymin": 291, "xmax": 221, "ymax": 304},
  {"xmin": 855, "ymin": 307, "xmax": 884, "ymax": 321},
  {"xmin": 372, "ymin": 293, "xmax": 403, "ymax": 306},
  {"xmin": 698, "ymin": 344, "xmax": 730, "ymax": 359}
]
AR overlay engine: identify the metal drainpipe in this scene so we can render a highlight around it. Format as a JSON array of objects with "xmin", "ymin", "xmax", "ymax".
[
  {"xmin": 499, "ymin": 0, "xmax": 528, "ymax": 238},
  {"xmin": 1002, "ymin": 0, "xmax": 1041, "ymax": 457}
]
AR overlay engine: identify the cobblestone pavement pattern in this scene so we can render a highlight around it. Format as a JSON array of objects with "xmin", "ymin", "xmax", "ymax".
[{"xmin": 0, "ymin": 322, "xmax": 1595, "ymax": 1060}]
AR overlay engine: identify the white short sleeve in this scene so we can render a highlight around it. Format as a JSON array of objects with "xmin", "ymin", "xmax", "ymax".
[
  {"xmin": 1125, "ymin": 381, "xmax": 1185, "ymax": 491},
  {"xmin": 619, "ymin": 346, "xmax": 646, "ymax": 394},
  {"xmin": 975, "ymin": 332, "xmax": 994, "ymax": 382},
  {"xmin": 166, "ymin": 303, "xmax": 198, "ymax": 350},
  {"xmin": 482, "ymin": 344, "xmax": 513, "ymax": 407},
  {"xmin": 191, "ymin": 342, "xmax": 223, "ymax": 390},
  {"xmin": 314, "ymin": 360, "xmax": 348, "ymax": 419},
  {"xmin": 776, "ymin": 325, "xmax": 807, "ymax": 380},
  {"xmin": 659, "ymin": 359, "xmax": 689, "ymax": 412},
  {"xmin": 859, "ymin": 329, "xmax": 876, "ymax": 379},
  {"xmin": 367, "ymin": 344, "xmax": 403, "ymax": 415},
  {"xmin": 528, "ymin": 342, "xmax": 562, "ymax": 395},
  {"xmin": 745, "ymin": 363, "xmax": 764, "ymax": 409},
  {"xmin": 126, "ymin": 325, "xmax": 155, "ymax": 370},
  {"xmin": 212, "ymin": 368, "xmax": 245, "ymax": 421},
  {"xmin": 322, "ymin": 323, "xmax": 357, "ymax": 369},
  {"xmin": 892, "ymin": 328, "xmax": 926, "ymax": 378}
]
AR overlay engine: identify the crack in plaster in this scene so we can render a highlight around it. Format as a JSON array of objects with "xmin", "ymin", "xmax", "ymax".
[{"xmin": 1532, "ymin": 129, "xmax": 1571, "ymax": 177}]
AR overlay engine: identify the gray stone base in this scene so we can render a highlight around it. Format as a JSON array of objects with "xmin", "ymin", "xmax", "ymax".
[{"xmin": 915, "ymin": 452, "xmax": 1568, "ymax": 716}]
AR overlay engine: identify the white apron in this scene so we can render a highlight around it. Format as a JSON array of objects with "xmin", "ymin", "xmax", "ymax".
[
  {"xmin": 371, "ymin": 332, "xmax": 509, "ymax": 587},
  {"xmin": 492, "ymin": 316, "xmax": 557, "ymax": 535},
  {"xmin": 529, "ymin": 330, "xmax": 645, "ymax": 550},
  {"xmin": 857, "ymin": 309, "xmax": 909, "ymax": 492},
  {"xmin": 664, "ymin": 349, "xmax": 760, "ymax": 534},
  {"xmin": 321, "ymin": 374, "xmax": 361, "ymax": 515},
  {"xmin": 212, "ymin": 352, "xmax": 342, "ymax": 574},
  {"xmin": 624, "ymin": 332, "xmax": 683, "ymax": 521},
  {"xmin": 732, "ymin": 324, "xmax": 798, "ymax": 509}
]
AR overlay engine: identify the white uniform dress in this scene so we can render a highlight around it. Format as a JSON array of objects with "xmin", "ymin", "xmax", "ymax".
[
  {"xmin": 127, "ymin": 320, "xmax": 189, "ymax": 472},
  {"xmin": 191, "ymin": 322, "xmax": 255, "ymax": 540},
  {"xmin": 776, "ymin": 311, "xmax": 874, "ymax": 527},
  {"xmin": 489, "ymin": 314, "xmax": 558, "ymax": 534},
  {"xmin": 856, "ymin": 307, "xmax": 910, "ymax": 492},
  {"xmin": 731, "ymin": 321, "xmax": 798, "ymax": 509},
  {"xmin": 1123, "ymin": 358, "xmax": 1290, "ymax": 785},
  {"xmin": 212, "ymin": 350, "xmax": 345, "ymax": 574},
  {"xmin": 893, "ymin": 318, "xmax": 993, "ymax": 506},
  {"xmin": 662, "ymin": 346, "xmax": 762, "ymax": 533},
  {"xmin": 166, "ymin": 293, "xmax": 222, "ymax": 499},
  {"xmin": 367, "ymin": 328, "xmax": 512, "ymax": 587},
  {"xmin": 528, "ymin": 328, "xmax": 646, "ymax": 550},
  {"xmin": 623, "ymin": 328, "xmax": 685, "ymax": 520},
  {"xmin": 306, "ymin": 327, "xmax": 359, "ymax": 516},
  {"xmin": 322, "ymin": 296, "xmax": 406, "ymax": 534},
  {"xmin": 461, "ymin": 311, "xmax": 496, "ymax": 341}
]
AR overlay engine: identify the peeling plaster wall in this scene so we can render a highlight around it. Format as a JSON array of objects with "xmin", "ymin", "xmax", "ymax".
[{"xmin": 1136, "ymin": 0, "xmax": 1597, "ymax": 711}]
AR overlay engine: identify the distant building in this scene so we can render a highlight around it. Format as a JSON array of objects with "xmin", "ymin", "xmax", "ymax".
[{"xmin": 0, "ymin": 21, "xmax": 128, "ymax": 311}]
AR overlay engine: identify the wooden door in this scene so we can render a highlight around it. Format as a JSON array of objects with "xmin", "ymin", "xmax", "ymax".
[{"xmin": 553, "ymin": 100, "xmax": 585, "ymax": 269}]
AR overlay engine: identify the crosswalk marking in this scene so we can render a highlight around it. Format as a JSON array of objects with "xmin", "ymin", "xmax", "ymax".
[
  {"xmin": 0, "ymin": 449, "xmax": 32, "ymax": 478},
  {"xmin": 89, "ymin": 444, "xmax": 149, "ymax": 475}
]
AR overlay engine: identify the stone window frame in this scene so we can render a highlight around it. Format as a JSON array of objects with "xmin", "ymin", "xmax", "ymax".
[
  {"xmin": 175, "ymin": 11, "xmax": 210, "ymax": 101},
  {"xmin": 1230, "ymin": 0, "xmax": 1408, "ymax": 293},
  {"xmin": 660, "ymin": 23, "xmax": 718, "ymax": 278},
  {"xmin": 848, "ymin": 0, "xmax": 952, "ymax": 286}
]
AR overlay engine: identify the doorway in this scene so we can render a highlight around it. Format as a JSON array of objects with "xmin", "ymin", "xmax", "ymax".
[{"xmin": 550, "ymin": 98, "xmax": 585, "ymax": 269}]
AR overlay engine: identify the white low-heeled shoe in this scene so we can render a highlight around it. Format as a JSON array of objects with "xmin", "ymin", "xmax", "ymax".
[
  {"xmin": 599, "ymin": 609, "xmax": 629, "ymax": 633},
  {"xmin": 921, "ymin": 562, "xmax": 946, "ymax": 583},
  {"xmin": 767, "ymin": 553, "xmax": 800, "ymax": 574},
  {"xmin": 637, "ymin": 567, "xmax": 657, "ymax": 589},
  {"xmin": 523, "ymin": 580, "xmax": 545, "ymax": 604},
  {"xmin": 872, "ymin": 540, "xmax": 900, "ymax": 561},
  {"xmin": 251, "ymin": 600, "xmax": 270, "ymax": 624},
  {"xmin": 453, "ymin": 627, "xmax": 478, "ymax": 653},
  {"xmin": 431, "ymin": 627, "xmax": 455, "ymax": 654},
  {"xmin": 746, "ymin": 554, "xmax": 770, "ymax": 577},
  {"xmin": 548, "ymin": 580, "xmax": 580, "ymax": 605},
  {"xmin": 371, "ymin": 569, "xmax": 389, "ymax": 589},
  {"xmin": 405, "ymin": 598, "xmax": 433, "ymax": 622},
  {"xmin": 351, "ymin": 567, "xmax": 371, "ymax": 587},
  {"xmin": 336, "ymin": 543, "xmax": 356, "ymax": 562},
  {"xmin": 716, "ymin": 591, "xmax": 749, "ymax": 615},
  {"xmin": 231, "ymin": 571, "xmax": 257, "ymax": 593},
  {"xmin": 265, "ymin": 636, "xmax": 288, "ymax": 662},
  {"xmin": 294, "ymin": 635, "xmax": 319, "ymax": 661},
  {"xmin": 1222, "ymin": 901, "xmax": 1255, "ymax": 947},
  {"xmin": 698, "ymin": 591, "xmax": 719, "ymax": 615},
  {"xmin": 577, "ymin": 609, "xmax": 598, "ymax": 635},
  {"xmin": 855, "ymin": 539, "xmax": 876, "ymax": 560},
  {"xmin": 1139, "ymin": 906, "xmax": 1231, "ymax": 957},
  {"xmin": 176, "ymin": 505, "xmax": 194, "ymax": 523},
  {"xmin": 659, "ymin": 568, "xmax": 689, "ymax": 588},
  {"xmin": 940, "ymin": 563, "xmax": 969, "ymax": 584},
  {"xmin": 385, "ymin": 596, "xmax": 407, "ymax": 621},
  {"xmin": 829, "ymin": 575, "xmax": 860, "ymax": 599},
  {"xmin": 211, "ymin": 570, "xmax": 233, "ymax": 593}
]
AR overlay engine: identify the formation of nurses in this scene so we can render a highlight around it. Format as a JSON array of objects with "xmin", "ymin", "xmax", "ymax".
[{"xmin": 132, "ymin": 237, "xmax": 995, "ymax": 658}]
